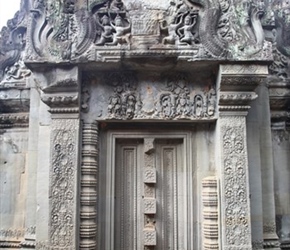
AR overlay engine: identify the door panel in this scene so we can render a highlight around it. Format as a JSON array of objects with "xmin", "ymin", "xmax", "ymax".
[
  {"xmin": 155, "ymin": 140, "xmax": 186, "ymax": 250},
  {"xmin": 115, "ymin": 140, "xmax": 143, "ymax": 250},
  {"xmin": 99, "ymin": 132, "xmax": 193, "ymax": 250}
]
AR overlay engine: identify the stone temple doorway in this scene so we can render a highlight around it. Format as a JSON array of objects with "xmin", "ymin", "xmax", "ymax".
[{"xmin": 97, "ymin": 129, "xmax": 197, "ymax": 250}]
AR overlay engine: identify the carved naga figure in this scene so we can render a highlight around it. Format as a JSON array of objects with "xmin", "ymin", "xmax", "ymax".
[
  {"xmin": 236, "ymin": 0, "xmax": 265, "ymax": 55},
  {"xmin": 188, "ymin": 0, "xmax": 229, "ymax": 57},
  {"xmin": 274, "ymin": 4, "xmax": 290, "ymax": 57}
]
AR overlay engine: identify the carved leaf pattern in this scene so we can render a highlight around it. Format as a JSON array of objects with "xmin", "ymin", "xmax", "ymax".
[
  {"xmin": 221, "ymin": 117, "xmax": 251, "ymax": 248},
  {"xmin": 49, "ymin": 119, "xmax": 78, "ymax": 248}
]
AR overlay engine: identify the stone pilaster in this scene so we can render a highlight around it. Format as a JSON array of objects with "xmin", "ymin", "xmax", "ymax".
[
  {"xmin": 259, "ymin": 83, "xmax": 280, "ymax": 250},
  {"xmin": 269, "ymin": 78, "xmax": 290, "ymax": 249},
  {"xmin": 217, "ymin": 64, "xmax": 268, "ymax": 250},
  {"xmin": 40, "ymin": 67, "xmax": 81, "ymax": 250}
]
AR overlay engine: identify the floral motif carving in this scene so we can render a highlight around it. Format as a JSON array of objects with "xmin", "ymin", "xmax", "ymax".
[
  {"xmin": 221, "ymin": 116, "xmax": 252, "ymax": 248},
  {"xmin": 144, "ymin": 168, "xmax": 156, "ymax": 183},
  {"xmin": 143, "ymin": 198, "xmax": 157, "ymax": 214},
  {"xmin": 49, "ymin": 119, "xmax": 79, "ymax": 248},
  {"xmin": 143, "ymin": 230, "xmax": 157, "ymax": 246}
]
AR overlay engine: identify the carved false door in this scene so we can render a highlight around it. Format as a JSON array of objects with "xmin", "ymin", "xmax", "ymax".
[{"xmin": 100, "ymin": 132, "xmax": 194, "ymax": 250}]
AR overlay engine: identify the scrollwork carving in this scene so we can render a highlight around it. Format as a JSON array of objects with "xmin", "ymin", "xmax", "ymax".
[
  {"xmin": 220, "ymin": 116, "xmax": 252, "ymax": 248},
  {"xmin": 49, "ymin": 119, "xmax": 79, "ymax": 248}
]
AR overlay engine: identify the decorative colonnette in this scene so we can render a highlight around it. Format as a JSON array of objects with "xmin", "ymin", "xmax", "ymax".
[
  {"xmin": 202, "ymin": 176, "xmax": 219, "ymax": 250},
  {"xmin": 80, "ymin": 122, "xmax": 99, "ymax": 249}
]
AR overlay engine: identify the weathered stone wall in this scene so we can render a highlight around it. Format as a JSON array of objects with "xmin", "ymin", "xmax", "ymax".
[{"xmin": 0, "ymin": 0, "xmax": 290, "ymax": 249}]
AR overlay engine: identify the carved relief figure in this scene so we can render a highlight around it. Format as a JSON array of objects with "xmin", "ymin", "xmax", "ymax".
[
  {"xmin": 178, "ymin": 12, "xmax": 199, "ymax": 45},
  {"xmin": 93, "ymin": 0, "xmax": 131, "ymax": 46},
  {"xmin": 107, "ymin": 72, "xmax": 138, "ymax": 119},
  {"xmin": 111, "ymin": 0, "xmax": 125, "ymax": 11},
  {"xmin": 160, "ymin": 14, "xmax": 183, "ymax": 45},
  {"xmin": 176, "ymin": 92, "xmax": 191, "ymax": 116},
  {"xmin": 207, "ymin": 87, "xmax": 216, "ymax": 117},
  {"xmin": 160, "ymin": 94, "xmax": 174, "ymax": 118},
  {"xmin": 3, "ymin": 60, "xmax": 31, "ymax": 82},
  {"xmin": 160, "ymin": 1, "xmax": 200, "ymax": 46},
  {"xmin": 108, "ymin": 92, "xmax": 122, "ymax": 117},
  {"xmin": 95, "ymin": 15, "xmax": 114, "ymax": 45},
  {"xmin": 0, "ymin": 9, "xmax": 26, "ymax": 82},
  {"xmin": 102, "ymin": 72, "xmax": 216, "ymax": 120},
  {"xmin": 109, "ymin": 15, "xmax": 131, "ymax": 46},
  {"xmin": 125, "ymin": 94, "xmax": 137, "ymax": 119},
  {"xmin": 194, "ymin": 95, "xmax": 204, "ymax": 117}
]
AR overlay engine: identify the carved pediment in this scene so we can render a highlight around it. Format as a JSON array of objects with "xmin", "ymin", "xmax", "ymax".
[{"xmin": 21, "ymin": 0, "xmax": 274, "ymax": 64}]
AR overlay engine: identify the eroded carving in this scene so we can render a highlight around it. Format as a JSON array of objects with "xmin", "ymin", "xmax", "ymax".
[
  {"xmin": 0, "ymin": 8, "xmax": 27, "ymax": 83},
  {"xmin": 106, "ymin": 72, "xmax": 138, "ymax": 119},
  {"xmin": 216, "ymin": 0, "xmax": 270, "ymax": 58},
  {"xmin": 102, "ymin": 71, "xmax": 216, "ymax": 120},
  {"xmin": 49, "ymin": 119, "xmax": 79, "ymax": 248},
  {"xmin": 160, "ymin": 4, "xmax": 199, "ymax": 46},
  {"xmin": 28, "ymin": 0, "xmax": 96, "ymax": 61},
  {"xmin": 220, "ymin": 116, "xmax": 252, "ymax": 248},
  {"xmin": 94, "ymin": 1, "xmax": 131, "ymax": 47}
]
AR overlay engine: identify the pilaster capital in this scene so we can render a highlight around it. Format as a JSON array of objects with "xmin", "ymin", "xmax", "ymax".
[
  {"xmin": 38, "ymin": 66, "xmax": 80, "ymax": 116},
  {"xmin": 268, "ymin": 78, "xmax": 290, "ymax": 128},
  {"xmin": 218, "ymin": 64, "xmax": 268, "ymax": 114}
]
